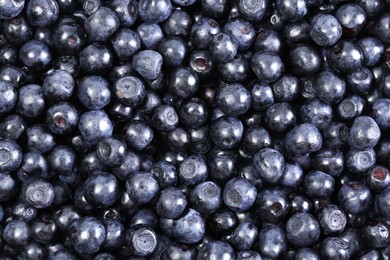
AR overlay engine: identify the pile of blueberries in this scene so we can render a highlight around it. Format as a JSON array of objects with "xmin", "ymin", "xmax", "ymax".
[{"xmin": 3, "ymin": 0, "xmax": 390, "ymax": 259}]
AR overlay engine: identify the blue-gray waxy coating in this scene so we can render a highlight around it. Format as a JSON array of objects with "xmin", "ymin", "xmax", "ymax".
[
  {"xmin": 276, "ymin": 0, "xmax": 307, "ymax": 22},
  {"xmin": 0, "ymin": 0, "xmax": 25, "ymax": 19},
  {"xmin": 310, "ymin": 14, "xmax": 342, "ymax": 47},
  {"xmin": 26, "ymin": 0, "xmax": 59, "ymax": 27},
  {"xmin": 111, "ymin": 28, "xmax": 141, "ymax": 60},
  {"xmin": 251, "ymin": 51, "xmax": 283, "ymax": 83},
  {"xmin": 19, "ymin": 40, "xmax": 52, "ymax": 72},
  {"xmin": 303, "ymin": 170, "xmax": 335, "ymax": 198},
  {"xmin": 217, "ymin": 83, "xmax": 251, "ymax": 116},
  {"xmin": 338, "ymin": 181, "xmax": 372, "ymax": 215},
  {"xmin": 0, "ymin": 139, "xmax": 22, "ymax": 174},
  {"xmin": 173, "ymin": 208, "xmax": 205, "ymax": 244},
  {"xmin": 79, "ymin": 42, "xmax": 113, "ymax": 74},
  {"xmin": 285, "ymin": 123, "xmax": 322, "ymax": 155},
  {"xmin": 42, "ymin": 69, "xmax": 74, "ymax": 101},
  {"xmin": 208, "ymin": 32, "xmax": 238, "ymax": 63},
  {"xmin": 253, "ymin": 148, "xmax": 285, "ymax": 184},
  {"xmin": 348, "ymin": 116, "xmax": 381, "ymax": 150},
  {"xmin": 255, "ymin": 188, "xmax": 290, "ymax": 223},
  {"xmin": 0, "ymin": 79, "xmax": 16, "ymax": 113},
  {"xmin": 78, "ymin": 110, "xmax": 113, "ymax": 145},
  {"xmin": 132, "ymin": 50, "xmax": 163, "ymax": 80},
  {"xmin": 157, "ymin": 187, "xmax": 188, "ymax": 219},
  {"xmin": 321, "ymin": 237, "xmax": 350, "ymax": 259},
  {"xmin": 286, "ymin": 212, "xmax": 321, "ymax": 247},
  {"xmin": 223, "ymin": 177, "xmax": 257, "ymax": 212},
  {"xmin": 84, "ymin": 6, "xmax": 119, "ymax": 42},
  {"xmin": 138, "ymin": 0, "xmax": 172, "ymax": 23},
  {"xmin": 3, "ymin": 219, "xmax": 31, "ymax": 246},
  {"xmin": 258, "ymin": 224, "xmax": 288, "ymax": 258}
]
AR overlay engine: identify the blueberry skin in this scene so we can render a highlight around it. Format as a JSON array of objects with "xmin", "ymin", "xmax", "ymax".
[
  {"xmin": 0, "ymin": 0, "xmax": 25, "ymax": 19},
  {"xmin": 173, "ymin": 209, "xmax": 206, "ymax": 244},
  {"xmin": 0, "ymin": 79, "xmax": 16, "ymax": 113},
  {"xmin": 346, "ymin": 148, "xmax": 376, "ymax": 174},
  {"xmin": 190, "ymin": 181, "xmax": 222, "ymax": 214},
  {"xmin": 172, "ymin": 0, "xmax": 196, "ymax": 6},
  {"xmin": 79, "ymin": 43, "xmax": 113, "ymax": 74},
  {"xmin": 138, "ymin": 0, "xmax": 172, "ymax": 23},
  {"xmin": 109, "ymin": 0, "xmax": 138, "ymax": 27},
  {"xmin": 372, "ymin": 98, "xmax": 390, "ymax": 130},
  {"xmin": 68, "ymin": 216, "xmax": 106, "ymax": 255},
  {"xmin": 2, "ymin": 15, "xmax": 33, "ymax": 45},
  {"xmin": 130, "ymin": 208, "xmax": 158, "ymax": 229},
  {"xmin": 318, "ymin": 204, "xmax": 347, "ymax": 235},
  {"xmin": 357, "ymin": 37, "xmax": 384, "ymax": 67},
  {"xmin": 323, "ymin": 121, "xmax": 349, "ymax": 149},
  {"xmin": 0, "ymin": 115, "xmax": 27, "ymax": 141},
  {"xmin": 321, "ymin": 237, "xmax": 350, "ymax": 260},
  {"xmin": 77, "ymin": 75, "xmax": 111, "ymax": 110},
  {"xmin": 286, "ymin": 212, "xmax": 321, "ymax": 247},
  {"xmin": 264, "ymin": 102, "xmax": 296, "ymax": 132},
  {"xmin": 240, "ymin": 126, "xmax": 272, "ymax": 156},
  {"xmin": 168, "ymin": 67, "xmax": 199, "ymax": 99},
  {"xmin": 54, "ymin": 55, "xmax": 80, "ymax": 77},
  {"xmin": 96, "ymin": 137, "xmax": 127, "ymax": 167},
  {"xmin": 366, "ymin": 166, "xmax": 390, "ymax": 192},
  {"xmin": 84, "ymin": 7, "xmax": 119, "ymax": 42},
  {"xmin": 280, "ymin": 163, "xmax": 303, "ymax": 188},
  {"xmin": 285, "ymin": 123, "xmax": 322, "ymax": 155},
  {"xmin": 179, "ymin": 98, "xmax": 208, "ymax": 128},
  {"xmin": 348, "ymin": 116, "xmax": 381, "ymax": 150},
  {"xmin": 335, "ymin": 3, "xmax": 367, "ymax": 37},
  {"xmin": 53, "ymin": 205, "xmax": 81, "ymax": 232},
  {"xmin": 229, "ymin": 221, "xmax": 258, "ymax": 250},
  {"xmin": 188, "ymin": 50, "xmax": 214, "ymax": 78},
  {"xmin": 179, "ymin": 155, "xmax": 208, "ymax": 186},
  {"xmin": 361, "ymin": 220, "xmax": 390, "ymax": 249},
  {"xmin": 223, "ymin": 19, "xmax": 255, "ymax": 51},
  {"xmin": 217, "ymin": 83, "xmax": 251, "ymax": 116},
  {"xmin": 358, "ymin": 249, "xmax": 382, "ymax": 260},
  {"xmin": 294, "ymin": 248, "xmax": 320, "ymax": 260},
  {"xmin": 103, "ymin": 219, "xmax": 125, "ymax": 250},
  {"xmin": 208, "ymin": 32, "xmax": 238, "ymax": 63},
  {"xmin": 337, "ymin": 94, "xmax": 366, "ymax": 120},
  {"xmin": 253, "ymin": 148, "xmax": 285, "ymax": 184},
  {"xmin": 276, "ymin": 0, "xmax": 307, "ymax": 22},
  {"xmin": 18, "ymin": 241, "xmax": 46, "ymax": 260},
  {"xmin": 254, "ymin": 28, "xmax": 282, "ymax": 54},
  {"xmin": 32, "ymin": 214, "xmax": 58, "ymax": 245},
  {"xmin": 312, "ymin": 148, "xmax": 344, "ymax": 176},
  {"xmin": 258, "ymin": 224, "xmax": 288, "ymax": 258},
  {"xmin": 47, "ymin": 145, "xmax": 76, "ymax": 176},
  {"xmin": 26, "ymin": 0, "xmax": 59, "ymax": 27},
  {"xmin": 237, "ymin": 0, "xmax": 270, "ymax": 22},
  {"xmin": 17, "ymin": 84, "xmax": 46, "ymax": 119},
  {"xmin": 125, "ymin": 171, "xmax": 159, "ymax": 205},
  {"xmin": 310, "ymin": 14, "xmax": 342, "ymax": 47},
  {"xmin": 158, "ymin": 37, "xmax": 188, "ymax": 68},
  {"xmin": 289, "ymin": 44, "xmax": 322, "ymax": 76},
  {"xmin": 3, "ymin": 220, "xmax": 31, "ymax": 246},
  {"xmin": 210, "ymin": 116, "xmax": 243, "ymax": 149},
  {"xmin": 328, "ymin": 41, "xmax": 364, "ymax": 73},
  {"xmin": 255, "ymin": 188, "xmax": 290, "ymax": 223},
  {"xmin": 83, "ymin": 172, "xmax": 119, "ymax": 208},
  {"xmin": 132, "ymin": 50, "xmax": 163, "ymax": 81},
  {"xmin": 113, "ymin": 76, "xmax": 145, "ymax": 109},
  {"xmin": 303, "ymin": 171, "xmax": 334, "ymax": 198},
  {"xmin": 0, "ymin": 173, "xmax": 18, "ymax": 201},
  {"xmin": 217, "ymin": 54, "xmax": 250, "ymax": 83},
  {"xmin": 338, "ymin": 181, "xmax": 372, "ymax": 215},
  {"xmin": 197, "ymin": 240, "xmax": 234, "ymax": 260},
  {"xmin": 190, "ymin": 18, "xmax": 221, "ymax": 49},
  {"xmin": 23, "ymin": 179, "xmax": 54, "ymax": 208},
  {"xmin": 19, "ymin": 40, "xmax": 52, "ymax": 72},
  {"xmin": 162, "ymin": 243, "xmax": 197, "ymax": 260},
  {"xmin": 151, "ymin": 105, "xmax": 179, "ymax": 132},
  {"xmin": 42, "ymin": 69, "xmax": 74, "ymax": 101},
  {"xmin": 223, "ymin": 177, "xmax": 257, "ymax": 212},
  {"xmin": 251, "ymin": 51, "xmax": 283, "ymax": 83},
  {"xmin": 150, "ymin": 161, "xmax": 178, "ymax": 189},
  {"xmin": 162, "ymin": 9, "xmax": 192, "ymax": 37},
  {"xmin": 314, "ymin": 70, "xmax": 346, "ymax": 104},
  {"xmin": 122, "ymin": 121, "xmax": 153, "ymax": 151},
  {"xmin": 53, "ymin": 20, "xmax": 86, "ymax": 55},
  {"xmin": 78, "ymin": 110, "xmax": 113, "ymax": 145},
  {"xmin": 0, "ymin": 139, "xmax": 22, "ymax": 173},
  {"xmin": 300, "ymin": 98, "xmax": 332, "ymax": 130},
  {"xmin": 137, "ymin": 23, "xmax": 164, "ymax": 50},
  {"xmin": 375, "ymin": 187, "xmax": 390, "ymax": 218},
  {"xmin": 46, "ymin": 102, "xmax": 79, "ymax": 135},
  {"xmin": 157, "ymin": 187, "xmax": 187, "ymax": 219}
]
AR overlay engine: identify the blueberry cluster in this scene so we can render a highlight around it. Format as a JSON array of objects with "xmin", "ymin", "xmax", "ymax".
[{"xmin": 2, "ymin": 0, "xmax": 390, "ymax": 259}]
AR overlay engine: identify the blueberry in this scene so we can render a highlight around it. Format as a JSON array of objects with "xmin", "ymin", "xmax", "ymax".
[
  {"xmin": 338, "ymin": 181, "xmax": 372, "ymax": 215},
  {"xmin": 276, "ymin": 0, "xmax": 307, "ymax": 22},
  {"xmin": 168, "ymin": 67, "xmax": 199, "ymax": 99},
  {"xmin": 2, "ymin": 16, "xmax": 33, "ymax": 46},
  {"xmin": 251, "ymin": 51, "xmax": 283, "ymax": 83},
  {"xmin": 286, "ymin": 212, "xmax": 321, "ymax": 247},
  {"xmin": 137, "ymin": 23, "xmax": 164, "ymax": 50},
  {"xmin": 300, "ymin": 98, "xmax": 332, "ymax": 130},
  {"xmin": 162, "ymin": 243, "xmax": 197, "ymax": 260},
  {"xmin": 190, "ymin": 181, "xmax": 222, "ymax": 214},
  {"xmin": 83, "ymin": 172, "xmax": 120, "ymax": 208},
  {"xmin": 197, "ymin": 240, "xmax": 234, "ymax": 259},
  {"xmin": 348, "ymin": 116, "xmax": 381, "ymax": 150},
  {"xmin": 23, "ymin": 179, "xmax": 54, "ymax": 208},
  {"xmin": 42, "ymin": 69, "xmax": 74, "ymax": 101},
  {"xmin": 303, "ymin": 171, "xmax": 335, "ymax": 198},
  {"xmin": 289, "ymin": 44, "xmax": 322, "ymax": 76},
  {"xmin": 294, "ymin": 248, "xmax": 320, "ymax": 260},
  {"xmin": 18, "ymin": 241, "xmax": 46, "ymax": 260},
  {"xmin": 16, "ymin": 84, "xmax": 45, "ymax": 118},
  {"xmin": 0, "ymin": 0, "xmax": 25, "ymax": 19},
  {"xmin": 47, "ymin": 145, "xmax": 76, "ymax": 176},
  {"xmin": 253, "ymin": 148, "xmax": 285, "ymax": 184},
  {"xmin": 0, "ymin": 139, "xmax": 22, "ymax": 173},
  {"xmin": 78, "ymin": 75, "xmax": 111, "ymax": 110},
  {"xmin": 255, "ymin": 188, "xmax": 290, "ymax": 223},
  {"xmin": 223, "ymin": 19, "xmax": 255, "ymax": 51},
  {"xmin": 26, "ymin": 0, "xmax": 59, "ymax": 27},
  {"xmin": 210, "ymin": 116, "xmax": 243, "ymax": 149},
  {"xmin": 328, "ymin": 41, "xmax": 364, "ymax": 73},
  {"xmin": 366, "ymin": 166, "xmax": 390, "ymax": 192},
  {"xmin": 264, "ymin": 102, "xmax": 296, "ymax": 132},
  {"xmin": 362, "ymin": 220, "xmax": 390, "ymax": 249},
  {"xmin": 132, "ymin": 50, "xmax": 163, "ymax": 80},
  {"xmin": 84, "ymin": 6, "xmax": 119, "ymax": 42},
  {"xmin": 125, "ymin": 171, "xmax": 159, "ymax": 205},
  {"xmin": 53, "ymin": 19, "xmax": 86, "ymax": 55},
  {"xmin": 0, "ymin": 173, "xmax": 18, "ymax": 201},
  {"xmin": 179, "ymin": 155, "xmax": 208, "ymax": 186},
  {"xmin": 190, "ymin": 18, "xmax": 221, "ymax": 49},
  {"xmin": 310, "ymin": 14, "xmax": 342, "ymax": 47},
  {"xmin": 32, "ymin": 215, "xmax": 57, "ymax": 245},
  {"xmin": 109, "ymin": 0, "xmax": 138, "ymax": 27},
  {"xmin": 162, "ymin": 9, "xmax": 192, "ymax": 37},
  {"xmin": 68, "ymin": 216, "xmax": 106, "ymax": 255},
  {"xmin": 158, "ymin": 37, "xmax": 188, "ymax": 68},
  {"xmin": 78, "ymin": 110, "xmax": 113, "ymax": 145},
  {"xmin": 173, "ymin": 209, "xmax": 206, "ymax": 244},
  {"xmin": 223, "ymin": 177, "xmax": 257, "ymax": 212},
  {"xmin": 79, "ymin": 42, "xmax": 113, "ymax": 74},
  {"xmin": 335, "ymin": 3, "xmax": 367, "ymax": 37},
  {"xmin": 151, "ymin": 105, "xmax": 179, "ymax": 132},
  {"xmin": 122, "ymin": 120, "xmax": 153, "ymax": 151},
  {"xmin": 208, "ymin": 32, "xmax": 238, "ymax": 63},
  {"xmin": 280, "ymin": 163, "xmax": 304, "ymax": 188},
  {"xmin": 217, "ymin": 83, "xmax": 251, "ymax": 116},
  {"xmin": 96, "ymin": 137, "xmax": 127, "ymax": 167},
  {"xmin": 46, "ymin": 102, "xmax": 79, "ymax": 135},
  {"xmin": 138, "ymin": 0, "xmax": 172, "ymax": 23},
  {"xmin": 320, "ymin": 237, "xmax": 350, "ymax": 260},
  {"xmin": 156, "ymin": 187, "xmax": 187, "ymax": 219},
  {"xmin": 53, "ymin": 205, "xmax": 81, "ymax": 232},
  {"xmin": 3, "ymin": 220, "xmax": 31, "ymax": 246},
  {"xmin": 357, "ymin": 37, "xmax": 384, "ymax": 67},
  {"xmin": 372, "ymin": 98, "xmax": 390, "ymax": 130},
  {"xmin": 188, "ymin": 50, "xmax": 214, "ymax": 77},
  {"xmin": 258, "ymin": 224, "xmax": 288, "ymax": 258},
  {"xmin": 237, "ymin": 0, "xmax": 270, "ymax": 22},
  {"xmin": 285, "ymin": 123, "xmax": 322, "ymax": 155},
  {"xmin": 318, "ymin": 204, "xmax": 347, "ymax": 235},
  {"xmin": 103, "ymin": 219, "xmax": 125, "ymax": 250},
  {"xmin": 314, "ymin": 70, "xmax": 346, "ymax": 104},
  {"xmin": 312, "ymin": 148, "xmax": 344, "ymax": 176}
]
